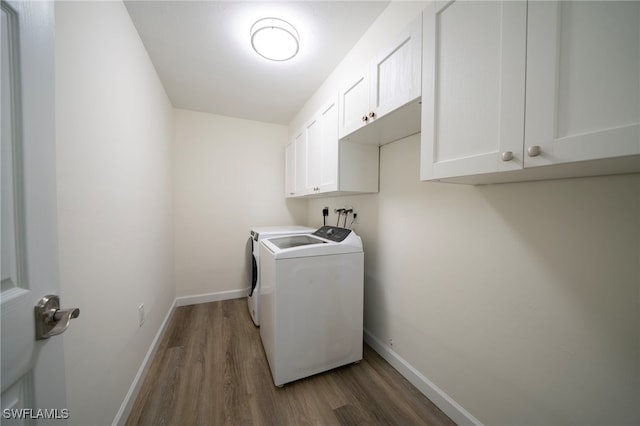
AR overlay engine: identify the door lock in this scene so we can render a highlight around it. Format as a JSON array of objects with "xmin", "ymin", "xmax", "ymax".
[{"xmin": 35, "ymin": 295, "xmax": 80, "ymax": 340}]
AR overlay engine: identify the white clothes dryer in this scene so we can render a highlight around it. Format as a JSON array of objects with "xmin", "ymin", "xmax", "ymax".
[
  {"xmin": 246, "ymin": 226, "xmax": 315, "ymax": 326},
  {"xmin": 259, "ymin": 226, "xmax": 364, "ymax": 386}
]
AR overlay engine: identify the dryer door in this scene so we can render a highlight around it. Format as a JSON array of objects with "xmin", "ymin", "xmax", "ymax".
[{"xmin": 246, "ymin": 236, "xmax": 257, "ymax": 296}]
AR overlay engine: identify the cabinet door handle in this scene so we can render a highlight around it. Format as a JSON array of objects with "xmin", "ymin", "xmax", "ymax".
[
  {"xmin": 361, "ymin": 115, "xmax": 368, "ymax": 122},
  {"xmin": 527, "ymin": 146, "xmax": 542, "ymax": 157},
  {"xmin": 501, "ymin": 151, "xmax": 514, "ymax": 161},
  {"xmin": 368, "ymin": 111, "xmax": 376, "ymax": 119}
]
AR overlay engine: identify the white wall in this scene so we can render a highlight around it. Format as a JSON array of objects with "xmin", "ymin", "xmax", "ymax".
[
  {"xmin": 55, "ymin": 2, "xmax": 174, "ymax": 425},
  {"xmin": 298, "ymin": 2, "xmax": 640, "ymax": 425},
  {"xmin": 52, "ymin": 0, "xmax": 639, "ymax": 424},
  {"xmin": 173, "ymin": 109, "xmax": 306, "ymax": 297},
  {"xmin": 307, "ymin": 136, "xmax": 640, "ymax": 425}
]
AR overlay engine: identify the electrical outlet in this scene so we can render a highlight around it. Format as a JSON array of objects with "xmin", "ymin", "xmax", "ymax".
[
  {"xmin": 388, "ymin": 338, "xmax": 394, "ymax": 347},
  {"xmin": 138, "ymin": 303, "xmax": 145, "ymax": 327}
]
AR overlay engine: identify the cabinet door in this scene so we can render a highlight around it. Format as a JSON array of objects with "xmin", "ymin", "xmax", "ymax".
[
  {"xmin": 305, "ymin": 116, "xmax": 321, "ymax": 193},
  {"xmin": 284, "ymin": 141, "xmax": 296, "ymax": 197},
  {"xmin": 293, "ymin": 130, "xmax": 307, "ymax": 195},
  {"xmin": 318, "ymin": 100, "xmax": 339, "ymax": 192},
  {"xmin": 338, "ymin": 69, "xmax": 370, "ymax": 139},
  {"xmin": 306, "ymin": 99, "xmax": 339, "ymax": 194},
  {"xmin": 420, "ymin": 0, "xmax": 526, "ymax": 180},
  {"xmin": 370, "ymin": 15, "xmax": 422, "ymax": 120},
  {"xmin": 525, "ymin": 1, "xmax": 640, "ymax": 167}
]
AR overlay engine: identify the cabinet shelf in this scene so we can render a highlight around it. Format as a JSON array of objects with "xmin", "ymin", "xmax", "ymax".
[{"xmin": 340, "ymin": 98, "xmax": 421, "ymax": 146}]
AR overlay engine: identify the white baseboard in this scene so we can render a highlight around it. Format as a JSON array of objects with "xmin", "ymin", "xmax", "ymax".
[
  {"xmin": 114, "ymin": 294, "xmax": 475, "ymax": 425},
  {"xmin": 112, "ymin": 298, "xmax": 177, "ymax": 426},
  {"xmin": 363, "ymin": 328, "xmax": 482, "ymax": 426},
  {"xmin": 175, "ymin": 288, "xmax": 247, "ymax": 307}
]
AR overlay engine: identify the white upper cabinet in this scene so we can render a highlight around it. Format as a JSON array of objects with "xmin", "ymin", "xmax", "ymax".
[
  {"xmin": 319, "ymin": 101, "xmax": 339, "ymax": 192},
  {"xmin": 339, "ymin": 70, "xmax": 371, "ymax": 139},
  {"xmin": 421, "ymin": 0, "xmax": 640, "ymax": 184},
  {"xmin": 305, "ymin": 99, "xmax": 339, "ymax": 194},
  {"xmin": 525, "ymin": 0, "xmax": 640, "ymax": 167},
  {"xmin": 284, "ymin": 141, "xmax": 295, "ymax": 197},
  {"xmin": 421, "ymin": 0, "xmax": 526, "ymax": 180},
  {"xmin": 286, "ymin": 96, "xmax": 379, "ymax": 198},
  {"xmin": 292, "ymin": 129, "xmax": 307, "ymax": 196},
  {"xmin": 370, "ymin": 15, "xmax": 423, "ymax": 122},
  {"xmin": 339, "ymin": 15, "xmax": 422, "ymax": 144},
  {"xmin": 304, "ymin": 114, "xmax": 322, "ymax": 193}
]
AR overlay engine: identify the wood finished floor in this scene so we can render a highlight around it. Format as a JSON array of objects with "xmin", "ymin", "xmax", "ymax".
[{"xmin": 126, "ymin": 299, "xmax": 455, "ymax": 426}]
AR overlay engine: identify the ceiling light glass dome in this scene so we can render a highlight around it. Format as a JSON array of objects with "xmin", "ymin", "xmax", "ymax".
[{"xmin": 250, "ymin": 17, "xmax": 299, "ymax": 62}]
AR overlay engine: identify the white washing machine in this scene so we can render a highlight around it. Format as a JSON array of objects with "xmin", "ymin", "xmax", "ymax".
[
  {"xmin": 246, "ymin": 226, "xmax": 315, "ymax": 326},
  {"xmin": 259, "ymin": 226, "xmax": 364, "ymax": 386}
]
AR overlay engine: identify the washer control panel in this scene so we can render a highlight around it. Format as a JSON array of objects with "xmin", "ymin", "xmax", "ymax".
[{"xmin": 313, "ymin": 226, "xmax": 352, "ymax": 242}]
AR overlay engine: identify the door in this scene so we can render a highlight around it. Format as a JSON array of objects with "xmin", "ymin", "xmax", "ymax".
[
  {"xmin": 524, "ymin": 0, "xmax": 640, "ymax": 167},
  {"xmin": 284, "ymin": 141, "xmax": 295, "ymax": 197},
  {"xmin": 420, "ymin": 0, "xmax": 526, "ymax": 180},
  {"xmin": 246, "ymin": 237, "xmax": 257, "ymax": 298},
  {"xmin": 370, "ymin": 15, "xmax": 422, "ymax": 120},
  {"xmin": 304, "ymin": 115, "xmax": 321, "ymax": 193},
  {"xmin": 293, "ymin": 129, "xmax": 307, "ymax": 196},
  {"xmin": 305, "ymin": 98, "xmax": 339, "ymax": 195},
  {"xmin": 317, "ymin": 99, "xmax": 338, "ymax": 193},
  {"xmin": 338, "ymin": 69, "xmax": 370, "ymax": 139},
  {"xmin": 1, "ymin": 0, "xmax": 68, "ymax": 424}
]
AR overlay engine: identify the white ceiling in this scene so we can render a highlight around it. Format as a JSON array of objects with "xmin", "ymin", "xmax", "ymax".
[{"xmin": 124, "ymin": 1, "xmax": 390, "ymax": 125}]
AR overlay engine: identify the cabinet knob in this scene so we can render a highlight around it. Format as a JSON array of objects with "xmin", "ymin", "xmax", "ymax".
[
  {"xmin": 527, "ymin": 146, "xmax": 542, "ymax": 157},
  {"xmin": 501, "ymin": 151, "xmax": 514, "ymax": 161},
  {"xmin": 368, "ymin": 111, "xmax": 376, "ymax": 119},
  {"xmin": 361, "ymin": 115, "xmax": 368, "ymax": 122}
]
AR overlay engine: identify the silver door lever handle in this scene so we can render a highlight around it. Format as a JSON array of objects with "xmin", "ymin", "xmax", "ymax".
[
  {"xmin": 35, "ymin": 295, "xmax": 80, "ymax": 340},
  {"xmin": 50, "ymin": 308, "xmax": 80, "ymax": 336}
]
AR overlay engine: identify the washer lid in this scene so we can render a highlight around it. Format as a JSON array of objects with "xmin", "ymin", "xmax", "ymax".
[
  {"xmin": 266, "ymin": 235, "xmax": 326, "ymax": 250},
  {"xmin": 250, "ymin": 225, "xmax": 316, "ymax": 241},
  {"xmin": 261, "ymin": 231, "xmax": 363, "ymax": 259}
]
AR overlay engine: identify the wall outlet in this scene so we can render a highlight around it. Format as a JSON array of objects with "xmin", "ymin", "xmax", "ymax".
[
  {"xmin": 388, "ymin": 338, "xmax": 394, "ymax": 347},
  {"xmin": 138, "ymin": 303, "xmax": 145, "ymax": 327}
]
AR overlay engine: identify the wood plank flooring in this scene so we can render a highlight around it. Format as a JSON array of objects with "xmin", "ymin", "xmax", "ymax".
[{"xmin": 126, "ymin": 299, "xmax": 455, "ymax": 426}]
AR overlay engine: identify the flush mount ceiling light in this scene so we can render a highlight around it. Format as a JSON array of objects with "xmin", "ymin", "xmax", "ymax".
[{"xmin": 250, "ymin": 17, "xmax": 300, "ymax": 61}]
